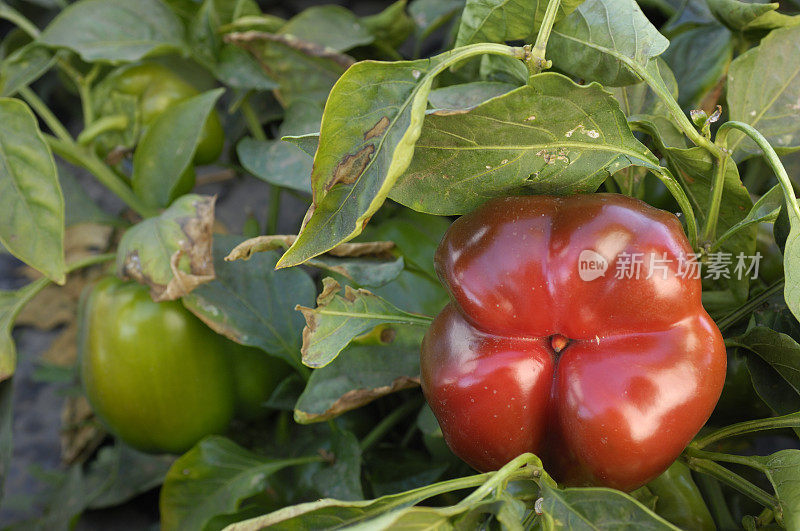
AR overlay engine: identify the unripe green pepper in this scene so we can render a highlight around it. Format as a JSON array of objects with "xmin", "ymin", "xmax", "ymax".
[{"xmin": 79, "ymin": 277, "xmax": 289, "ymax": 453}]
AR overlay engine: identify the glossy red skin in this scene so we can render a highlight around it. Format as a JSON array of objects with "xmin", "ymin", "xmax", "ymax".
[{"xmin": 420, "ymin": 194, "xmax": 726, "ymax": 491}]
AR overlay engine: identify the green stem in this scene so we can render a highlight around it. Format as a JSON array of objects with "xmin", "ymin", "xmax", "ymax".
[
  {"xmin": 66, "ymin": 252, "xmax": 115, "ymax": 273},
  {"xmin": 716, "ymin": 121, "xmax": 800, "ymax": 219},
  {"xmin": 457, "ymin": 453, "xmax": 544, "ymax": 507},
  {"xmin": 694, "ymin": 473, "xmax": 740, "ymax": 530},
  {"xmin": 46, "ymin": 135, "xmax": 159, "ymax": 218},
  {"xmin": 0, "ymin": 4, "xmax": 40, "ymax": 38},
  {"xmin": 76, "ymin": 115, "xmax": 129, "ymax": 146},
  {"xmin": 716, "ymin": 279, "xmax": 784, "ymax": 333},
  {"xmin": 527, "ymin": 0, "xmax": 562, "ymax": 74},
  {"xmin": 685, "ymin": 457, "xmax": 778, "ymax": 510},
  {"xmin": 691, "ymin": 411, "xmax": 800, "ymax": 449},
  {"xmin": 685, "ymin": 447, "xmax": 768, "ymax": 471},
  {"xmin": 268, "ymin": 185, "xmax": 282, "ymax": 234},
  {"xmin": 19, "ymin": 86, "xmax": 72, "ymax": 143},
  {"xmin": 360, "ymin": 397, "xmax": 423, "ymax": 452},
  {"xmin": 241, "ymin": 96, "xmax": 267, "ymax": 142},
  {"xmin": 701, "ymin": 154, "xmax": 728, "ymax": 244}
]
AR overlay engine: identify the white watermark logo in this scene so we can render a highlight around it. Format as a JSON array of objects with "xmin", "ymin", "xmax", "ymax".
[
  {"xmin": 577, "ymin": 251, "xmax": 762, "ymax": 281},
  {"xmin": 578, "ymin": 249, "xmax": 608, "ymax": 281}
]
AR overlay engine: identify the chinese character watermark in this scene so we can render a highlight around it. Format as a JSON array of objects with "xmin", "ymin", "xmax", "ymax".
[{"xmin": 578, "ymin": 250, "xmax": 762, "ymax": 281}]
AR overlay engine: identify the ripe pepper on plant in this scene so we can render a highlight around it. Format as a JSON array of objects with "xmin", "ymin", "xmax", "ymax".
[{"xmin": 421, "ymin": 194, "xmax": 727, "ymax": 491}]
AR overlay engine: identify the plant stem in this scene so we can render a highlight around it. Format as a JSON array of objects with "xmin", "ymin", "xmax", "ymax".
[
  {"xmin": 701, "ymin": 154, "xmax": 728, "ymax": 244},
  {"xmin": 19, "ymin": 86, "xmax": 72, "ymax": 143},
  {"xmin": 268, "ymin": 185, "xmax": 282, "ymax": 234},
  {"xmin": 46, "ymin": 135, "xmax": 159, "ymax": 218},
  {"xmin": 458, "ymin": 453, "xmax": 544, "ymax": 506},
  {"xmin": 685, "ymin": 457, "xmax": 778, "ymax": 510},
  {"xmin": 691, "ymin": 411, "xmax": 800, "ymax": 449},
  {"xmin": 241, "ymin": 95, "xmax": 267, "ymax": 142},
  {"xmin": 527, "ymin": 0, "xmax": 562, "ymax": 74},
  {"xmin": 716, "ymin": 121, "xmax": 800, "ymax": 219},
  {"xmin": 716, "ymin": 279, "xmax": 784, "ymax": 332},
  {"xmin": 360, "ymin": 397, "xmax": 423, "ymax": 452},
  {"xmin": 0, "ymin": 4, "xmax": 40, "ymax": 38},
  {"xmin": 76, "ymin": 115, "xmax": 129, "ymax": 146},
  {"xmin": 685, "ymin": 447, "xmax": 767, "ymax": 471},
  {"xmin": 66, "ymin": 252, "xmax": 115, "ymax": 273}
]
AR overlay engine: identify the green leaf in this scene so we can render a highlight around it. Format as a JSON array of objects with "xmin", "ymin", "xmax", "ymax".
[
  {"xmin": 726, "ymin": 25, "xmax": 800, "ymax": 158},
  {"xmin": 361, "ymin": 0, "xmax": 415, "ymax": 49},
  {"xmin": 751, "ymin": 450, "xmax": 800, "ymax": 528},
  {"xmin": 661, "ymin": 24, "xmax": 733, "ymax": 108},
  {"xmin": 538, "ymin": 483, "xmax": 680, "ymax": 529},
  {"xmin": 455, "ymin": 0, "xmax": 584, "ymax": 47},
  {"xmin": 116, "ymin": 194, "xmax": 216, "ymax": 302},
  {"xmin": 276, "ymin": 43, "xmax": 522, "ymax": 268},
  {"xmin": 0, "ymin": 278, "xmax": 47, "ymax": 381},
  {"xmin": 390, "ymin": 73, "xmax": 658, "ymax": 215},
  {"xmin": 212, "ymin": 45, "xmax": 278, "ymax": 91},
  {"xmin": 297, "ymin": 277, "xmax": 431, "ymax": 369},
  {"xmin": 227, "ymin": 31, "xmax": 350, "ymax": 108},
  {"xmin": 277, "ymin": 5, "xmax": 374, "ymax": 52},
  {"xmin": 132, "ymin": 89, "xmax": 224, "ymax": 209},
  {"xmin": 550, "ymin": 0, "xmax": 669, "ymax": 86},
  {"xmin": 0, "ymin": 98, "xmax": 65, "ymax": 284},
  {"xmin": 59, "ymin": 165, "xmax": 121, "ymax": 227},
  {"xmin": 610, "ymin": 58, "xmax": 678, "ymax": 118},
  {"xmin": 409, "ymin": 0, "xmax": 463, "ymax": 41},
  {"xmin": 40, "ymin": 0, "xmax": 185, "ymax": 63},
  {"xmin": 0, "ymin": 43, "xmax": 57, "ymax": 97},
  {"xmin": 713, "ymin": 185, "xmax": 783, "ymax": 252},
  {"xmin": 428, "ymin": 81, "xmax": 517, "ymax": 110},
  {"xmin": 294, "ymin": 325, "xmax": 424, "ymax": 423},
  {"xmin": 707, "ymin": 0, "xmax": 800, "ymax": 31},
  {"xmin": 160, "ymin": 436, "xmax": 320, "ymax": 531},
  {"xmin": 182, "ymin": 234, "xmax": 315, "ymax": 372},
  {"xmin": 735, "ymin": 326, "xmax": 800, "ymax": 400},
  {"xmin": 85, "ymin": 443, "xmax": 174, "ymax": 510},
  {"xmin": 784, "ymin": 198, "xmax": 800, "ymax": 321}
]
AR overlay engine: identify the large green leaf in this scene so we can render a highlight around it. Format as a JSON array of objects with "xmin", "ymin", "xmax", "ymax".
[
  {"xmin": 707, "ymin": 0, "xmax": 800, "ymax": 31},
  {"xmin": 549, "ymin": 0, "xmax": 669, "ymax": 86},
  {"xmin": 726, "ymin": 25, "xmax": 800, "ymax": 157},
  {"xmin": 390, "ymin": 73, "xmax": 658, "ymax": 215},
  {"xmin": 751, "ymin": 450, "xmax": 800, "ymax": 529},
  {"xmin": 277, "ymin": 5, "xmax": 374, "ymax": 52},
  {"xmin": 408, "ymin": 0, "xmax": 464, "ymax": 42},
  {"xmin": 116, "ymin": 194, "xmax": 216, "ymax": 302},
  {"xmin": 538, "ymin": 483, "xmax": 679, "ymax": 529},
  {"xmin": 0, "ymin": 98, "xmax": 65, "ymax": 284},
  {"xmin": 276, "ymin": 44, "xmax": 522, "ymax": 268},
  {"xmin": 454, "ymin": 0, "xmax": 585, "ymax": 47},
  {"xmin": 182, "ymin": 235, "xmax": 315, "ymax": 372},
  {"xmin": 294, "ymin": 325, "xmax": 423, "ymax": 423},
  {"xmin": 661, "ymin": 24, "xmax": 733, "ymax": 108},
  {"xmin": 40, "ymin": 0, "xmax": 185, "ymax": 63},
  {"xmin": 428, "ymin": 81, "xmax": 517, "ymax": 111},
  {"xmin": 132, "ymin": 89, "xmax": 223, "ymax": 209},
  {"xmin": 734, "ymin": 326, "xmax": 800, "ymax": 401},
  {"xmin": 160, "ymin": 436, "xmax": 321, "ymax": 531}
]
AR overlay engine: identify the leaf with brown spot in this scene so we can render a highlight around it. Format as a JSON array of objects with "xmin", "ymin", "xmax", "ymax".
[
  {"xmin": 276, "ymin": 44, "xmax": 526, "ymax": 268},
  {"xmin": 116, "ymin": 195, "xmax": 216, "ymax": 302},
  {"xmin": 296, "ymin": 277, "xmax": 431, "ymax": 368},
  {"xmin": 294, "ymin": 325, "xmax": 424, "ymax": 423},
  {"xmin": 226, "ymin": 235, "xmax": 395, "ymax": 261}
]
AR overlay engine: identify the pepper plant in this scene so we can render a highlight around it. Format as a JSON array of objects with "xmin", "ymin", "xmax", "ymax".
[{"xmin": 1, "ymin": 0, "xmax": 800, "ymax": 528}]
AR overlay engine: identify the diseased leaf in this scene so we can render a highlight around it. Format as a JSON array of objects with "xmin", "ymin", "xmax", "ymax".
[
  {"xmin": 390, "ymin": 73, "xmax": 658, "ymax": 215},
  {"xmin": 297, "ymin": 277, "xmax": 431, "ymax": 368},
  {"xmin": 116, "ymin": 195, "xmax": 216, "ymax": 302},
  {"xmin": 182, "ymin": 235, "xmax": 315, "ymax": 372},
  {"xmin": 226, "ymin": 235, "xmax": 395, "ymax": 261},
  {"xmin": 40, "ymin": 0, "xmax": 185, "ymax": 63},
  {"xmin": 0, "ymin": 98, "xmax": 65, "ymax": 284},
  {"xmin": 276, "ymin": 44, "xmax": 524, "ymax": 268},
  {"xmin": 726, "ymin": 25, "xmax": 800, "ymax": 157},
  {"xmin": 454, "ymin": 0, "xmax": 585, "ymax": 47},
  {"xmin": 549, "ymin": 0, "xmax": 669, "ymax": 86}
]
